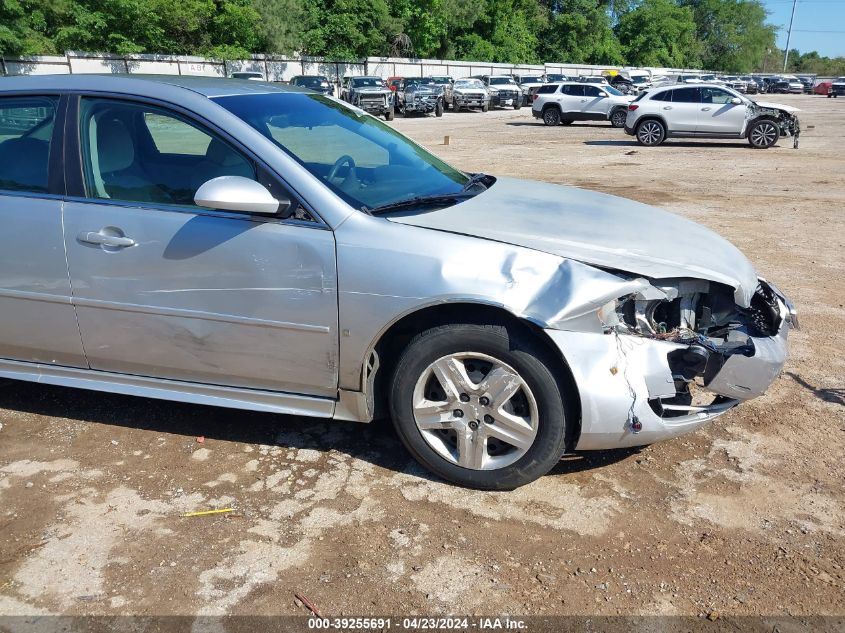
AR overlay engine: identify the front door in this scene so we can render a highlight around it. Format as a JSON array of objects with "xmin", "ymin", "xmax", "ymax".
[
  {"xmin": 0, "ymin": 95, "xmax": 87, "ymax": 368},
  {"xmin": 697, "ymin": 86, "xmax": 748, "ymax": 135},
  {"xmin": 61, "ymin": 96, "xmax": 339, "ymax": 396},
  {"xmin": 580, "ymin": 85, "xmax": 609, "ymax": 117}
]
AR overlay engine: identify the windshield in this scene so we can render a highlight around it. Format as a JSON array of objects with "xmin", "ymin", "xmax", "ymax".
[
  {"xmin": 521, "ymin": 76, "xmax": 544, "ymax": 83},
  {"xmin": 489, "ymin": 77, "xmax": 516, "ymax": 85},
  {"xmin": 213, "ymin": 93, "xmax": 471, "ymax": 212},
  {"xmin": 545, "ymin": 74, "xmax": 565, "ymax": 82},
  {"xmin": 352, "ymin": 77, "xmax": 385, "ymax": 88},
  {"xmin": 428, "ymin": 77, "xmax": 450, "ymax": 84},
  {"xmin": 296, "ymin": 76, "xmax": 329, "ymax": 88},
  {"xmin": 701, "ymin": 75, "xmax": 716, "ymax": 81},
  {"xmin": 604, "ymin": 85, "xmax": 624, "ymax": 96},
  {"xmin": 454, "ymin": 79, "xmax": 484, "ymax": 89},
  {"xmin": 629, "ymin": 75, "xmax": 648, "ymax": 84}
]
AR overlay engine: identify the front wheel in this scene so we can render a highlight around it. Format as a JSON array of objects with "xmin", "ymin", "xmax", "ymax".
[
  {"xmin": 384, "ymin": 107, "xmax": 394, "ymax": 121},
  {"xmin": 513, "ymin": 102, "xmax": 521, "ymax": 110},
  {"xmin": 747, "ymin": 119, "xmax": 779, "ymax": 149},
  {"xmin": 482, "ymin": 102, "xmax": 489, "ymax": 112},
  {"xmin": 542, "ymin": 107, "xmax": 561, "ymax": 126},
  {"xmin": 435, "ymin": 100, "xmax": 444, "ymax": 117},
  {"xmin": 636, "ymin": 119, "xmax": 666, "ymax": 146},
  {"xmin": 610, "ymin": 109, "xmax": 627, "ymax": 128},
  {"xmin": 389, "ymin": 323, "xmax": 569, "ymax": 490}
]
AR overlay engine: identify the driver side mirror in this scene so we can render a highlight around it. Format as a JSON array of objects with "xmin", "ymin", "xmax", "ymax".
[
  {"xmin": 598, "ymin": 91, "xmax": 608, "ymax": 97},
  {"xmin": 730, "ymin": 97, "xmax": 743, "ymax": 105},
  {"xmin": 194, "ymin": 176, "xmax": 290, "ymax": 216}
]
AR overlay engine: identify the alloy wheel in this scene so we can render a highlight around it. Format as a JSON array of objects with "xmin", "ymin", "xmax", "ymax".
[
  {"xmin": 750, "ymin": 121, "xmax": 778, "ymax": 148},
  {"xmin": 637, "ymin": 120, "xmax": 663, "ymax": 145},
  {"xmin": 411, "ymin": 352, "xmax": 539, "ymax": 471}
]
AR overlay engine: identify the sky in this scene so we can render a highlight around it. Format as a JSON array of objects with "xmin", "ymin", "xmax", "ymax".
[{"xmin": 762, "ymin": 0, "xmax": 845, "ymax": 58}]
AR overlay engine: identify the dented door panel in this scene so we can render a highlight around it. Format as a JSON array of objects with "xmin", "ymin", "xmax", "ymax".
[{"xmin": 62, "ymin": 201, "xmax": 339, "ymax": 396}]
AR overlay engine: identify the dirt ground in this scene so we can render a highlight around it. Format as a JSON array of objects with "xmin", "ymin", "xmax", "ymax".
[{"xmin": 0, "ymin": 93, "xmax": 843, "ymax": 626}]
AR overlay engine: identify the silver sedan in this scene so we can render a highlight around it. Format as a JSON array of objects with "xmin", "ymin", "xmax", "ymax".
[{"xmin": 0, "ymin": 75, "xmax": 796, "ymax": 489}]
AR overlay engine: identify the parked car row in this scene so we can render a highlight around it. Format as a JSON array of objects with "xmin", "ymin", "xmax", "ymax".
[{"xmin": 532, "ymin": 79, "xmax": 801, "ymax": 150}]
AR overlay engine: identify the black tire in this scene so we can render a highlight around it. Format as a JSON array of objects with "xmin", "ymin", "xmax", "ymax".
[
  {"xmin": 747, "ymin": 118, "xmax": 779, "ymax": 149},
  {"xmin": 389, "ymin": 323, "xmax": 569, "ymax": 490},
  {"xmin": 636, "ymin": 118, "xmax": 666, "ymax": 146},
  {"xmin": 542, "ymin": 107, "xmax": 561, "ymax": 126},
  {"xmin": 482, "ymin": 102, "xmax": 489, "ymax": 112},
  {"xmin": 513, "ymin": 101, "xmax": 521, "ymax": 110},
  {"xmin": 384, "ymin": 107, "xmax": 394, "ymax": 121},
  {"xmin": 610, "ymin": 108, "xmax": 627, "ymax": 128},
  {"xmin": 435, "ymin": 100, "xmax": 444, "ymax": 117}
]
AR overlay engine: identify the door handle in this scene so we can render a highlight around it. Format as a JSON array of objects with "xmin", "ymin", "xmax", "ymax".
[
  {"xmin": 663, "ymin": 106, "xmax": 673, "ymax": 110},
  {"xmin": 78, "ymin": 231, "xmax": 136, "ymax": 248},
  {"xmin": 701, "ymin": 107, "xmax": 711, "ymax": 111}
]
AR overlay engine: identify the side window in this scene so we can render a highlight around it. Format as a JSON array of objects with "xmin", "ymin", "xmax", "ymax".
[
  {"xmin": 563, "ymin": 85, "xmax": 584, "ymax": 97},
  {"xmin": 583, "ymin": 85, "xmax": 602, "ymax": 97},
  {"xmin": 651, "ymin": 90, "xmax": 671, "ymax": 102},
  {"xmin": 672, "ymin": 87, "xmax": 701, "ymax": 103},
  {"xmin": 702, "ymin": 88, "xmax": 735, "ymax": 104},
  {"xmin": 0, "ymin": 96, "xmax": 58, "ymax": 194},
  {"xmin": 79, "ymin": 98, "xmax": 255, "ymax": 208},
  {"xmin": 537, "ymin": 85, "xmax": 558, "ymax": 95}
]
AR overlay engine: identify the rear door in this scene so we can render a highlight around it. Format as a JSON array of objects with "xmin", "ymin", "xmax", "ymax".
[
  {"xmin": 668, "ymin": 87, "xmax": 701, "ymax": 132},
  {"xmin": 0, "ymin": 94, "xmax": 87, "ymax": 368},
  {"xmin": 61, "ymin": 95, "xmax": 339, "ymax": 396},
  {"xmin": 697, "ymin": 86, "xmax": 747, "ymax": 134},
  {"xmin": 559, "ymin": 84, "xmax": 583, "ymax": 114}
]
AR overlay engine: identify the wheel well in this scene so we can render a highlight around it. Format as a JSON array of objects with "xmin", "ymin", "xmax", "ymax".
[
  {"xmin": 541, "ymin": 102, "xmax": 561, "ymax": 113},
  {"xmin": 635, "ymin": 115, "xmax": 666, "ymax": 130},
  {"xmin": 746, "ymin": 115, "xmax": 781, "ymax": 136},
  {"xmin": 368, "ymin": 303, "xmax": 582, "ymax": 451}
]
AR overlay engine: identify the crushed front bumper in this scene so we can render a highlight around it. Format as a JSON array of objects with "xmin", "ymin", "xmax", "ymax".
[{"xmin": 547, "ymin": 283, "xmax": 794, "ymax": 450}]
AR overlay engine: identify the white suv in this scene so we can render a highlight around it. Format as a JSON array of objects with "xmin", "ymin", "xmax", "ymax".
[
  {"xmin": 532, "ymin": 82, "xmax": 634, "ymax": 127},
  {"xmin": 624, "ymin": 84, "xmax": 801, "ymax": 149}
]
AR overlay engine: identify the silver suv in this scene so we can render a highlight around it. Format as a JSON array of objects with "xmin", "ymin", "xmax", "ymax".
[
  {"xmin": 625, "ymin": 84, "xmax": 800, "ymax": 148},
  {"xmin": 532, "ymin": 82, "xmax": 634, "ymax": 127}
]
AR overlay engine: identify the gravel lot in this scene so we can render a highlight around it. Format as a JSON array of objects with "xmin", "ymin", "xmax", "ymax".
[{"xmin": 0, "ymin": 93, "xmax": 843, "ymax": 624}]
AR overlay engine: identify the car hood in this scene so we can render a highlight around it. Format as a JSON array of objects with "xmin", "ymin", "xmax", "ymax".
[
  {"xmin": 389, "ymin": 177, "xmax": 759, "ymax": 307},
  {"xmin": 754, "ymin": 101, "xmax": 800, "ymax": 112}
]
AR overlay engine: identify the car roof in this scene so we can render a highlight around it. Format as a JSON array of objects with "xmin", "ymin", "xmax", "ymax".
[{"xmin": 0, "ymin": 73, "xmax": 310, "ymax": 98}]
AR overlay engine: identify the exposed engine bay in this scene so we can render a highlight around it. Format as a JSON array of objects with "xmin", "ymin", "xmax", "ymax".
[
  {"xmin": 747, "ymin": 103, "xmax": 801, "ymax": 148},
  {"xmin": 598, "ymin": 277, "xmax": 795, "ymax": 419}
]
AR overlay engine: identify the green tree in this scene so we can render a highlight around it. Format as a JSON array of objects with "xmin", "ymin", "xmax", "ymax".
[
  {"xmin": 539, "ymin": 0, "xmax": 623, "ymax": 65},
  {"xmin": 616, "ymin": 0, "xmax": 700, "ymax": 68},
  {"xmin": 301, "ymin": 0, "xmax": 394, "ymax": 59},
  {"xmin": 252, "ymin": 0, "xmax": 308, "ymax": 54},
  {"xmin": 679, "ymin": 0, "xmax": 776, "ymax": 72}
]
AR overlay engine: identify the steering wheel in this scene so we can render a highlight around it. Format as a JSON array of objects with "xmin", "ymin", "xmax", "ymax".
[{"xmin": 327, "ymin": 155, "xmax": 357, "ymax": 186}]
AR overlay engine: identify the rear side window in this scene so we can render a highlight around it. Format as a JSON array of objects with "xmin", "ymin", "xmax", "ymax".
[
  {"xmin": 537, "ymin": 85, "xmax": 558, "ymax": 94},
  {"xmin": 650, "ymin": 90, "xmax": 671, "ymax": 102},
  {"xmin": 0, "ymin": 96, "xmax": 58, "ymax": 194},
  {"xmin": 672, "ymin": 87, "xmax": 701, "ymax": 103},
  {"xmin": 562, "ymin": 85, "xmax": 585, "ymax": 96}
]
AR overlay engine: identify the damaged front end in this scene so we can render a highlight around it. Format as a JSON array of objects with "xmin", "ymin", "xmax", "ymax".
[
  {"xmin": 547, "ymin": 274, "xmax": 797, "ymax": 450},
  {"xmin": 747, "ymin": 103, "xmax": 801, "ymax": 148}
]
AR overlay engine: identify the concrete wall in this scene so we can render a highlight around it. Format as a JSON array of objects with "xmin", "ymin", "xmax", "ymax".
[{"xmin": 7, "ymin": 52, "xmax": 825, "ymax": 83}]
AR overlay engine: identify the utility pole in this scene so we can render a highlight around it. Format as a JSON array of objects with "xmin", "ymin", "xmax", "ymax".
[{"xmin": 783, "ymin": 0, "xmax": 798, "ymax": 72}]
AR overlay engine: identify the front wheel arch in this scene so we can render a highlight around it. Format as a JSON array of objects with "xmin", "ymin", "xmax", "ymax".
[{"xmin": 365, "ymin": 302, "xmax": 581, "ymax": 450}]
